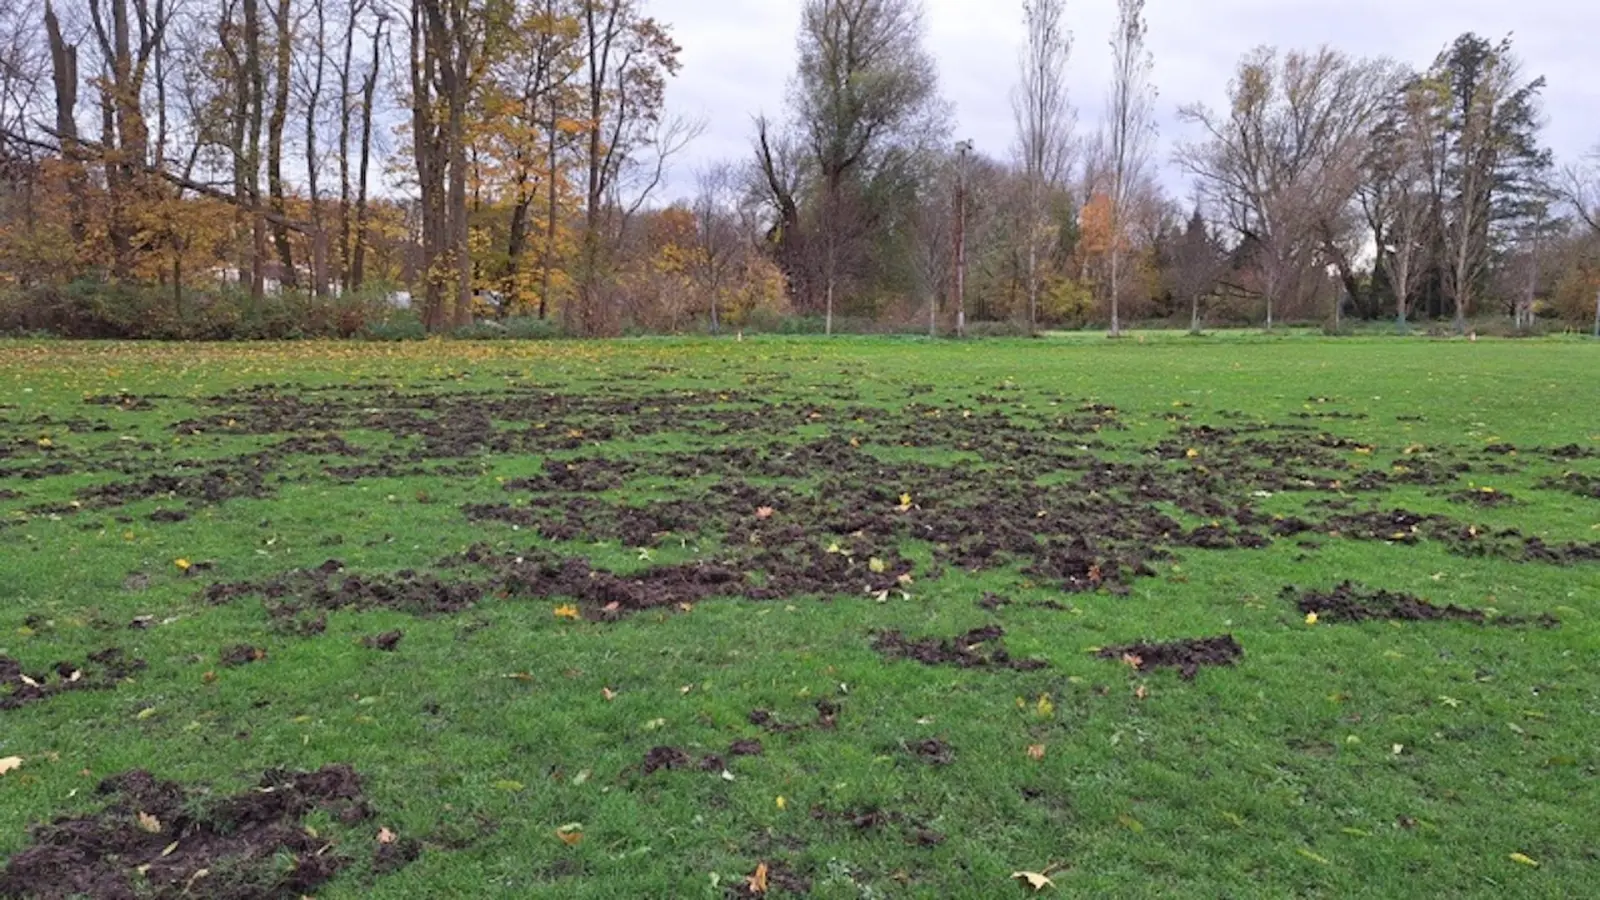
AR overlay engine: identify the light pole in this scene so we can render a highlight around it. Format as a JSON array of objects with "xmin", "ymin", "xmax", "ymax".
[{"xmin": 953, "ymin": 140, "xmax": 973, "ymax": 338}]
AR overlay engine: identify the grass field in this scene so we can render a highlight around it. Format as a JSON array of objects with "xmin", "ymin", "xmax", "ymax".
[{"xmin": 1, "ymin": 334, "xmax": 1596, "ymax": 899}]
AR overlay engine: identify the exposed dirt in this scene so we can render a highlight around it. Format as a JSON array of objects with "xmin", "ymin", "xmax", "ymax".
[
  {"xmin": 1097, "ymin": 635, "xmax": 1244, "ymax": 680},
  {"xmin": 641, "ymin": 746, "xmax": 693, "ymax": 774},
  {"xmin": 0, "ymin": 764, "xmax": 402, "ymax": 900},
  {"xmin": 205, "ymin": 560, "xmax": 485, "ymax": 620},
  {"xmin": 219, "ymin": 644, "xmax": 268, "ymax": 667},
  {"xmin": 1287, "ymin": 582, "xmax": 1558, "ymax": 627},
  {"xmin": 0, "ymin": 648, "xmax": 146, "ymax": 711},
  {"xmin": 909, "ymin": 738, "xmax": 955, "ymax": 766},
  {"xmin": 726, "ymin": 859, "xmax": 812, "ymax": 899},
  {"xmin": 1540, "ymin": 472, "xmax": 1600, "ymax": 500},
  {"xmin": 362, "ymin": 630, "xmax": 404, "ymax": 652},
  {"xmin": 871, "ymin": 625, "xmax": 1047, "ymax": 671}
]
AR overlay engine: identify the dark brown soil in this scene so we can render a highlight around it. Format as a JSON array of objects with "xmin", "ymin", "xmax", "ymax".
[
  {"xmin": 219, "ymin": 645, "xmax": 268, "ymax": 667},
  {"xmin": 1098, "ymin": 635, "xmax": 1244, "ymax": 680},
  {"xmin": 1287, "ymin": 582, "xmax": 1558, "ymax": 626},
  {"xmin": 641, "ymin": 746, "xmax": 693, "ymax": 774},
  {"xmin": 206, "ymin": 561, "xmax": 485, "ymax": 620},
  {"xmin": 0, "ymin": 648, "xmax": 145, "ymax": 711},
  {"xmin": 362, "ymin": 630, "xmax": 404, "ymax": 652},
  {"xmin": 0, "ymin": 764, "xmax": 402, "ymax": 900},
  {"xmin": 725, "ymin": 859, "xmax": 811, "ymax": 899},
  {"xmin": 728, "ymin": 739, "xmax": 764, "ymax": 757},
  {"xmin": 1540, "ymin": 472, "xmax": 1600, "ymax": 500},
  {"xmin": 871, "ymin": 625, "xmax": 1047, "ymax": 671},
  {"xmin": 910, "ymin": 738, "xmax": 955, "ymax": 765}
]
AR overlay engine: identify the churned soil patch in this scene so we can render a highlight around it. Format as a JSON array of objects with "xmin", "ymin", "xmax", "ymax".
[
  {"xmin": 0, "ymin": 764, "xmax": 402, "ymax": 900},
  {"xmin": 0, "ymin": 647, "xmax": 146, "ymax": 711},
  {"xmin": 1098, "ymin": 635, "xmax": 1244, "ymax": 680},
  {"xmin": 1287, "ymin": 582, "xmax": 1557, "ymax": 627},
  {"xmin": 871, "ymin": 625, "xmax": 1046, "ymax": 671}
]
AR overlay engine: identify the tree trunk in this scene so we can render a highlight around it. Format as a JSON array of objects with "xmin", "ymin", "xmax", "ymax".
[
  {"xmin": 1109, "ymin": 245, "xmax": 1121, "ymax": 336},
  {"xmin": 244, "ymin": 0, "xmax": 266, "ymax": 298},
  {"xmin": 411, "ymin": 0, "xmax": 445, "ymax": 330},
  {"xmin": 351, "ymin": 18, "xmax": 380, "ymax": 291},
  {"xmin": 336, "ymin": 0, "xmax": 359, "ymax": 290},
  {"xmin": 45, "ymin": 4, "xmax": 87, "ymax": 248},
  {"xmin": 267, "ymin": 0, "xmax": 296, "ymax": 288},
  {"xmin": 541, "ymin": 93, "xmax": 559, "ymax": 322},
  {"xmin": 305, "ymin": 0, "xmax": 327, "ymax": 296}
]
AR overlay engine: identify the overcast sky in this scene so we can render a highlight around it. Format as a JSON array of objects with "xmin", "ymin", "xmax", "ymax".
[{"xmin": 649, "ymin": 0, "xmax": 1598, "ymax": 200}]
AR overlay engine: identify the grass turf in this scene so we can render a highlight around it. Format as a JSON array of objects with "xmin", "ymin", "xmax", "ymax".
[{"xmin": 0, "ymin": 334, "xmax": 1596, "ymax": 899}]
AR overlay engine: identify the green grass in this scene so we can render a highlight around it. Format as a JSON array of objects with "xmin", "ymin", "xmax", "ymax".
[{"xmin": 1, "ymin": 334, "xmax": 1597, "ymax": 899}]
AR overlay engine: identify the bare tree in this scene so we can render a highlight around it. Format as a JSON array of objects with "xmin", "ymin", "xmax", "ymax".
[
  {"xmin": 1557, "ymin": 145, "xmax": 1600, "ymax": 336},
  {"xmin": 1179, "ymin": 47, "xmax": 1393, "ymax": 330},
  {"xmin": 1104, "ymin": 0, "xmax": 1155, "ymax": 336},
  {"xmin": 1012, "ymin": 0, "xmax": 1073, "ymax": 335},
  {"xmin": 1361, "ymin": 77, "xmax": 1439, "ymax": 330},
  {"xmin": 572, "ymin": 0, "xmax": 681, "ymax": 335},
  {"xmin": 691, "ymin": 163, "xmax": 746, "ymax": 333}
]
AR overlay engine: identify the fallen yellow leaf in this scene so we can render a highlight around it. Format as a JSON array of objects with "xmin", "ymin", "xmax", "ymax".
[
  {"xmin": 0, "ymin": 757, "xmax": 22, "ymax": 776},
  {"xmin": 748, "ymin": 861, "xmax": 770, "ymax": 894},
  {"xmin": 555, "ymin": 823, "xmax": 583, "ymax": 846},
  {"xmin": 377, "ymin": 827, "xmax": 396, "ymax": 844},
  {"xmin": 1305, "ymin": 612, "xmax": 1319, "ymax": 625},
  {"xmin": 1011, "ymin": 870, "xmax": 1055, "ymax": 891},
  {"xmin": 1026, "ymin": 744, "xmax": 1046, "ymax": 761},
  {"xmin": 175, "ymin": 558, "xmax": 192, "ymax": 571},
  {"xmin": 553, "ymin": 605, "xmax": 580, "ymax": 620},
  {"xmin": 137, "ymin": 812, "xmax": 162, "ymax": 834},
  {"xmin": 1509, "ymin": 852, "xmax": 1539, "ymax": 867}
]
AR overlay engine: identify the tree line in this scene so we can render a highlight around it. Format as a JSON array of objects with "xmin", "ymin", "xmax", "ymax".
[{"xmin": 0, "ymin": 0, "xmax": 1596, "ymax": 336}]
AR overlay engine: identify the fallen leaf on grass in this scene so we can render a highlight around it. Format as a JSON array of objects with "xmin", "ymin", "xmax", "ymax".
[
  {"xmin": 1304, "ymin": 612, "xmax": 1319, "ymax": 625},
  {"xmin": 1134, "ymin": 684, "xmax": 1149, "ymax": 701},
  {"xmin": 748, "ymin": 861, "xmax": 769, "ymax": 894},
  {"xmin": 1509, "ymin": 853, "xmax": 1539, "ymax": 867},
  {"xmin": 137, "ymin": 812, "xmax": 162, "ymax": 834},
  {"xmin": 377, "ymin": 827, "xmax": 396, "ymax": 844},
  {"xmin": 1011, "ymin": 870, "xmax": 1054, "ymax": 891},
  {"xmin": 1116, "ymin": 813, "xmax": 1144, "ymax": 833},
  {"xmin": 868, "ymin": 557, "xmax": 886, "ymax": 574},
  {"xmin": 0, "ymin": 757, "xmax": 22, "ymax": 776},
  {"xmin": 775, "ymin": 796, "xmax": 786, "ymax": 810},
  {"xmin": 493, "ymin": 780, "xmax": 525, "ymax": 793},
  {"xmin": 555, "ymin": 823, "xmax": 583, "ymax": 846},
  {"xmin": 174, "ymin": 558, "xmax": 192, "ymax": 572},
  {"xmin": 1296, "ymin": 847, "xmax": 1331, "ymax": 865},
  {"xmin": 602, "ymin": 688, "xmax": 618, "ymax": 702},
  {"xmin": 755, "ymin": 506, "xmax": 775, "ymax": 519},
  {"xmin": 553, "ymin": 605, "xmax": 581, "ymax": 620},
  {"xmin": 1026, "ymin": 744, "xmax": 1046, "ymax": 761}
]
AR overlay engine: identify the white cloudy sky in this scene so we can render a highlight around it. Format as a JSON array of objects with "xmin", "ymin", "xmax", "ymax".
[{"xmin": 649, "ymin": 0, "xmax": 1598, "ymax": 199}]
